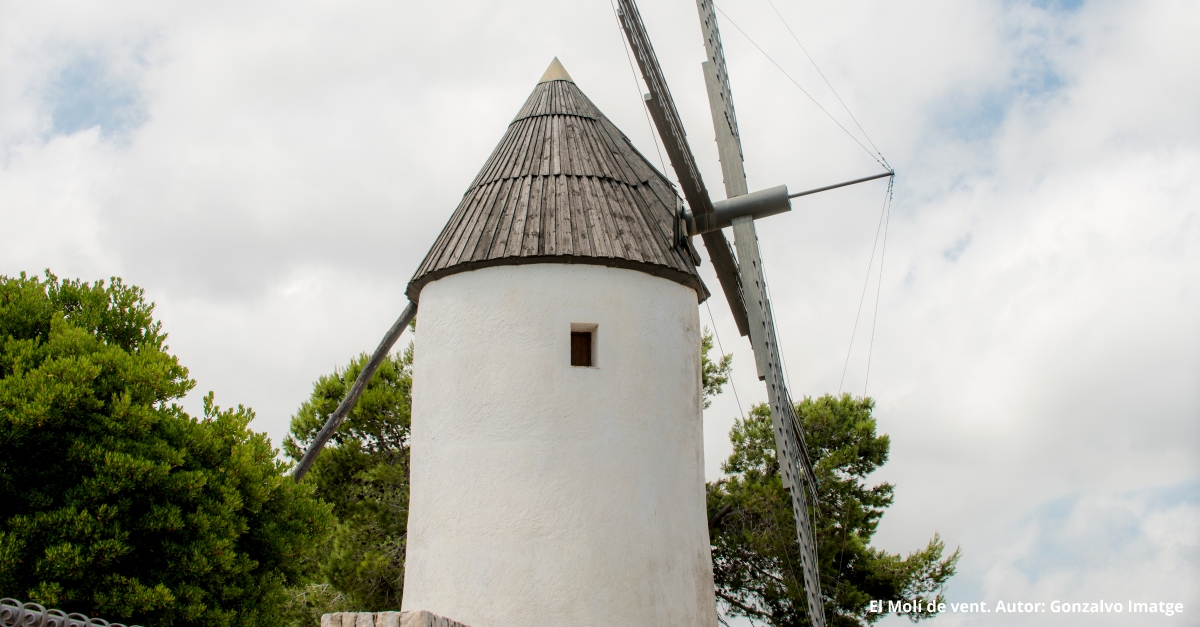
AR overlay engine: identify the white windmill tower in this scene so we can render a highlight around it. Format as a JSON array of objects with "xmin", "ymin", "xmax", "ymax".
[
  {"xmin": 293, "ymin": 1, "xmax": 892, "ymax": 626},
  {"xmin": 399, "ymin": 57, "xmax": 719, "ymax": 626}
]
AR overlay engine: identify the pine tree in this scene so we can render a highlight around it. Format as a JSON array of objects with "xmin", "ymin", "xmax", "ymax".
[{"xmin": 708, "ymin": 395, "xmax": 959, "ymax": 626}]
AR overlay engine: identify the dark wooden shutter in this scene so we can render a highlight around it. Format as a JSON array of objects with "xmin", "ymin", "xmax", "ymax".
[{"xmin": 571, "ymin": 332, "xmax": 592, "ymax": 367}]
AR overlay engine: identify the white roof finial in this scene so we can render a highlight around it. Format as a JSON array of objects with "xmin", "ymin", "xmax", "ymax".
[{"xmin": 538, "ymin": 57, "xmax": 574, "ymax": 84}]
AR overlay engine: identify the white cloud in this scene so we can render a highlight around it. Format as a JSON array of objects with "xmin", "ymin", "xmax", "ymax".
[
  {"xmin": 1, "ymin": 0, "xmax": 1197, "ymax": 620},
  {"xmin": 892, "ymin": 483, "xmax": 1200, "ymax": 627}
]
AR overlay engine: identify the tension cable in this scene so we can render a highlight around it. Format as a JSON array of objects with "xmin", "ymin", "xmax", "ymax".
[
  {"xmin": 711, "ymin": 3, "xmax": 889, "ymax": 171},
  {"xmin": 838, "ymin": 177, "xmax": 893, "ymax": 395},
  {"xmin": 761, "ymin": 0, "xmax": 890, "ymax": 169},
  {"xmin": 862, "ymin": 177, "xmax": 893, "ymax": 396}
]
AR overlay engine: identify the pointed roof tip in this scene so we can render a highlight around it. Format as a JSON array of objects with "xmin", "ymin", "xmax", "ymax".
[{"xmin": 538, "ymin": 57, "xmax": 574, "ymax": 84}]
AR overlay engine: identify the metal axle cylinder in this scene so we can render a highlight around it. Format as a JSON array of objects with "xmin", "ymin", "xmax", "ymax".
[{"xmin": 683, "ymin": 184, "xmax": 791, "ymax": 235}]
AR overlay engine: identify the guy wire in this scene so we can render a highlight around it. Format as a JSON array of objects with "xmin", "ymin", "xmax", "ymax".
[
  {"xmin": 712, "ymin": 3, "xmax": 888, "ymax": 171},
  {"xmin": 862, "ymin": 177, "xmax": 893, "ymax": 396},
  {"xmin": 838, "ymin": 179, "xmax": 892, "ymax": 394},
  {"xmin": 832, "ymin": 181, "xmax": 894, "ymax": 610},
  {"xmin": 761, "ymin": 0, "xmax": 889, "ymax": 169}
]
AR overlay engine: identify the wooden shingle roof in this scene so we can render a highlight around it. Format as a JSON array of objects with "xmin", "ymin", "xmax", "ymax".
[{"xmin": 406, "ymin": 60, "xmax": 708, "ymax": 302}]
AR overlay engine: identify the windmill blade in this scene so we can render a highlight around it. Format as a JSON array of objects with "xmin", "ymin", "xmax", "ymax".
[
  {"xmin": 692, "ymin": 0, "xmax": 818, "ymax": 497},
  {"xmin": 694, "ymin": 2, "xmax": 826, "ymax": 624},
  {"xmin": 696, "ymin": 0, "xmax": 748, "ymax": 199},
  {"xmin": 616, "ymin": 0, "xmax": 713, "ymax": 222},
  {"xmin": 732, "ymin": 217, "xmax": 826, "ymax": 627},
  {"xmin": 616, "ymin": 0, "xmax": 750, "ymax": 337},
  {"xmin": 700, "ymin": 232, "xmax": 750, "ymax": 337}
]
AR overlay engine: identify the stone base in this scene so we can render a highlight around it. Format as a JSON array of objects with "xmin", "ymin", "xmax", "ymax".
[{"xmin": 320, "ymin": 611, "xmax": 471, "ymax": 627}]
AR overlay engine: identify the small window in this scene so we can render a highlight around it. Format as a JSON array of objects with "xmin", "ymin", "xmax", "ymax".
[
  {"xmin": 571, "ymin": 332, "xmax": 592, "ymax": 367},
  {"xmin": 570, "ymin": 323, "xmax": 597, "ymax": 367}
]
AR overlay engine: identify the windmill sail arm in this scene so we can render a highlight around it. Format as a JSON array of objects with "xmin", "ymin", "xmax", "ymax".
[
  {"xmin": 702, "ymin": 61, "xmax": 748, "ymax": 198},
  {"xmin": 701, "ymin": 230, "xmax": 751, "ymax": 336},
  {"xmin": 617, "ymin": 0, "xmax": 716, "ymax": 227},
  {"xmin": 640, "ymin": 91, "xmax": 712, "ymax": 225},
  {"xmin": 731, "ymin": 216, "xmax": 827, "ymax": 627},
  {"xmin": 696, "ymin": 0, "xmax": 749, "ymax": 199}
]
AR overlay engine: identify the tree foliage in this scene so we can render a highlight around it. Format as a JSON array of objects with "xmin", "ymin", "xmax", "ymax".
[
  {"xmin": 0, "ymin": 271, "xmax": 333, "ymax": 626},
  {"xmin": 708, "ymin": 395, "xmax": 959, "ymax": 626},
  {"xmin": 283, "ymin": 343, "xmax": 414, "ymax": 612},
  {"xmin": 702, "ymin": 329, "xmax": 733, "ymax": 409}
]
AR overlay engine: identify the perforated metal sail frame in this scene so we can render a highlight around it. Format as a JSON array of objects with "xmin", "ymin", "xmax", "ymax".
[{"xmin": 617, "ymin": 0, "xmax": 827, "ymax": 623}]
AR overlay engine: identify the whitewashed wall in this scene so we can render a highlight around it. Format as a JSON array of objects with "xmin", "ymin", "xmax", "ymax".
[{"xmin": 402, "ymin": 263, "xmax": 716, "ymax": 627}]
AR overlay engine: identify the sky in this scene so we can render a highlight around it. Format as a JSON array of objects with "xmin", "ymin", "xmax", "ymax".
[{"xmin": 1, "ymin": 0, "xmax": 1197, "ymax": 625}]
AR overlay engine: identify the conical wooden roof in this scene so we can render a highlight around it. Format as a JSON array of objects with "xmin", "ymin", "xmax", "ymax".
[{"xmin": 407, "ymin": 60, "xmax": 708, "ymax": 302}]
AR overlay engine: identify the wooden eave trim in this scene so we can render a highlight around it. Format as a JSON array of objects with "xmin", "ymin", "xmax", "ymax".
[{"xmin": 406, "ymin": 255, "xmax": 710, "ymax": 304}]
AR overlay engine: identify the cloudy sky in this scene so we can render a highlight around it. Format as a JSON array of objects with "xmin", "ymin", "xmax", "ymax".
[{"xmin": 2, "ymin": 0, "xmax": 1197, "ymax": 624}]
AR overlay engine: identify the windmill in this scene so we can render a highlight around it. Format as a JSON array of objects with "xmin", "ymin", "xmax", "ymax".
[{"xmin": 293, "ymin": 1, "xmax": 891, "ymax": 625}]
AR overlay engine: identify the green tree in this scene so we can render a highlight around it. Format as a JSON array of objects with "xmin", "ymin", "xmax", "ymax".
[
  {"xmin": 283, "ymin": 344, "xmax": 413, "ymax": 613},
  {"xmin": 707, "ymin": 395, "xmax": 959, "ymax": 626},
  {"xmin": 0, "ymin": 271, "xmax": 334, "ymax": 626}
]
